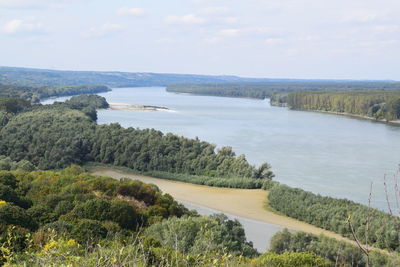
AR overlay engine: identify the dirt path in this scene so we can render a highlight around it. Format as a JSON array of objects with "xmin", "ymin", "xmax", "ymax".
[{"xmin": 89, "ymin": 166, "xmax": 359, "ymax": 244}]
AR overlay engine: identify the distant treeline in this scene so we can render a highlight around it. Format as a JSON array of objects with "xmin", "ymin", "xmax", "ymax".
[
  {"xmin": 0, "ymin": 83, "xmax": 110, "ymax": 102},
  {"xmin": 0, "ymin": 66, "xmax": 272, "ymax": 87},
  {"xmin": 286, "ymin": 90, "xmax": 400, "ymax": 120},
  {"xmin": 166, "ymin": 81, "xmax": 400, "ymax": 100},
  {"xmin": 267, "ymin": 183, "xmax": 400, "ymax": 251},
  {"xmin": 0, "ymin": 95, "xmax": 273, "ymax": 189}
]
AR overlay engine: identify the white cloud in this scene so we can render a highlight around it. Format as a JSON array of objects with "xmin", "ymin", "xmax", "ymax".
[
  {"xmin": 201, "ymin": 6, "xmax": 230, "ymax": 15},
  {"xmin": 202, "ymin": 36, "xmax": 222, "ymax": 44},
  {"xmin": 355, "ymin": 40, "xmax": 398, "ymax": 47},
  {"xmin": 165, "ymin": 14, "xmax": 206, "ymax": 24},
  {"xmin": 0, "ymin": 0, "xmax": 43, "ymax": 8},
  {"xmin": 218, "ymin": 28, "xmax": 241, "ymax": 37},
  {"xmin": 371, "ymin": 25, "xmax": 400, "ymax": 33},
  {"xmin": 0, "ymin": 0, "xmax": 80, "ymax": 9},
  {"xmin": 285, "ymin": 48, "xmax": 300, "ymax": 56},
  {"xmin": 83, "ymin": 23, "xmax": 123, "ymax": 38},
  {"xmin": 298, "ymin": 35, "xmax": 321, "ymax": 42},
  {"xmin": 342, "ymin": 11, "xmax": 379, "ymax": 23},
  {"xmin": 265, "ymin": 38, "xmax": 285, "ymax": 45},
  {"xmin": 2, "ymin": 19, "xmax": 45, "ymax": 34},
  {"xmin": 221, "ymin": 16, "xmax": 239, "ymax": 25},
  {"xmin": 117, "ymin": 7, "xmax": 144, "ymax": 16}
]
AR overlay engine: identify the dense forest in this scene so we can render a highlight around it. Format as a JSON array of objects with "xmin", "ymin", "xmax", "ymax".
[
  {"xmin": 0, "ymin": 167, "xmax": 332, "ymax": 266},
  {"xmin": 0, "ymin": 95, "xmax": 273, "ymax": 189},
  {"xmin": 286, "ymin": 90, "xmax": 400, "ymax": 120},
  {"xmin": 166, "ymin": 81, "xmax": 400, "ymax": 101},
  {"xmin": 0, "ymin": 83, "xmax": 110, "ymax": 102},
  {"xmin": 267, "ymin": 183, "xmax": 400, "ymax": 252}
]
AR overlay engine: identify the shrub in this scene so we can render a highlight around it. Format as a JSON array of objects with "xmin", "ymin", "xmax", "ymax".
[
  {"xmin": 0, "ymin": 204, "xmax": 37, "ymax": 230},
  {"xmin": 71, "ymin": 219, "xmax": 108, "ymax": 244},
  {"xmin": 109, "ymin": 200, "xmax": 141, "ymax": 230},
  {"xmin": 144, "ymin": 214, "xmax": 258, "ymax": 257},
  {"xmin": 27, "ymin": 204, "xmax": 54, "ymax": 225},
  {"xmin": 0, "ymin": 171, "xmax": 17, "ymax": 188},
  {"xmin": 69, "ymin": 198, "xmax": 111, "ymax": 221}
]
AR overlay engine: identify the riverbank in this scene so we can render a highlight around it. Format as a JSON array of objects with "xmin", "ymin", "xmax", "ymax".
[
  {"xmin": 89, "ymin": 166, "xmax": 356, "ymax": 244},
  {"xmin": 108, "ymin": 102, "xmax": 177, "ymax": 113},
  {"xmin": 292, "ymin": 108, "xmax": 400, "ymax": 126}
]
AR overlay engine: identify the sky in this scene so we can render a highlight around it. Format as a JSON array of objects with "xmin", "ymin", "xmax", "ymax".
[{"xmin": 1, "ymin": 0, "xmax": 400, "ymax": 80}]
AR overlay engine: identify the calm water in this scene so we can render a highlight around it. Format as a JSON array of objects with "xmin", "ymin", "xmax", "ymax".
[{"xmin": 43, "ymin": 87, "xmax": 400, "ymax": 211}]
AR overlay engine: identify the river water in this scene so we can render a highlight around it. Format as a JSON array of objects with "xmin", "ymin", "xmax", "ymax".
[
  {"xmin": 42, "ymin": 86, "xmax": 400, "ymax": 251},
  {"xmin": 43, "ymin": 87, "xmax": 400, "ymax": 211}
]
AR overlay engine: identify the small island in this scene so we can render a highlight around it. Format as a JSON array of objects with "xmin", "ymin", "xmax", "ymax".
[{"xmin": 108, "ymin": 102, "xmax": 177, "ymax": 113}]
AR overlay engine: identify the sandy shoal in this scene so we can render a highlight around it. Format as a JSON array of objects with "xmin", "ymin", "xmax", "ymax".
[{"xmin": 89, "ymin": 166, "xmax": 358, "ymax": 244}]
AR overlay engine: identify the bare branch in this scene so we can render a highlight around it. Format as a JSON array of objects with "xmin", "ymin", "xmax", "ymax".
[{"xmin": 384, "ymin": 174, "xmax": 393, "ymax": 215}]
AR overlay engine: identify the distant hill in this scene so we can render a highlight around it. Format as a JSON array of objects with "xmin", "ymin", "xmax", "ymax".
[
  {"xmin": 0, "ymin": 66, "xmax": 277, "ymax": 87},
  {"xmin": 3, "ymin": 66, "xmax": 396, "ymax": 88}
]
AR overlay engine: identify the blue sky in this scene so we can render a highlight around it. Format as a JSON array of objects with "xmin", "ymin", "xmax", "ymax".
[{"xmin": 1, "ymin": 0, "xmax": 400, "ymax": 80}]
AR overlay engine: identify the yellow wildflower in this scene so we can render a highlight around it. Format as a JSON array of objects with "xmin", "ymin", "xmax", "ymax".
[
  {"xmin": 0, "ymin": 200, "xmax": 6, "ymax": 206},
  {"xmin": 43, "ymin": 240, "xmax": 58, "ymax": 252},
  {"xmin": 66, "ymin": 239, "xmax": 78, "ymax": 247}
]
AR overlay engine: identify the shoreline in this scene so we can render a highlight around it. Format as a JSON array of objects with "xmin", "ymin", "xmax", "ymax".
[
  {"xmin": 89, "ymin": 166, "xmax": 358, "ymax": 245},
  {"xmin": 291, "ymin": 108, "xmax": 400, "ymax": 126}
]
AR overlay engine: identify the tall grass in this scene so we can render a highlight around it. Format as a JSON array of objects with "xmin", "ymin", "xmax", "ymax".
[{"xmin": 84, "ymin": 162, "xmax": 266, "ymax": 189}]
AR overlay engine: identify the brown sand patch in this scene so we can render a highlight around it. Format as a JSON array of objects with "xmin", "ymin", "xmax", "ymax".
[{"xmin": 89, "ymin": 167, "xmax": 356, "ymax": 243}]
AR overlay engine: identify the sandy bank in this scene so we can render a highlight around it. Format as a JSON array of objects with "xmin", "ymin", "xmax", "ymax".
[
  {"xmin": 108, "ymin": 102, "xmax": 177, "ymax": 113},
  {"xmin": 89, "ymin": 167, "xmax": 356, "ymax": 244}
]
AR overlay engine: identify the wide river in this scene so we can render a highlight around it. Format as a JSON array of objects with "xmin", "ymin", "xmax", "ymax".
[{"xmin": 44, "ymin": 87, "xmax": 400, "ymax": 211}]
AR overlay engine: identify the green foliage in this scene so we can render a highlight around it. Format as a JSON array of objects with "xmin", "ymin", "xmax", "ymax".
[
  {"xmin": 91, "ymin": 124, "xmax": 269, "ymax": 181},
  {"xmin": 269, "ymin": 229, "xmax": 400, "ymax": 267},
  {"xmin": 0, "ymin": 97, "xmax": 31, "ymax": 113},
  {"xmin": 0, "ymin": 171, "xmax": 17, "ymax": 188},
  {"xmin": 67, "ymin": 198, "xmax": 142, "ymax": 230},
  {"xmin": 0, "ymin": 156, "xmax": 36, "ymax": 171},
  {"xmin": 0, "ymin": 183, "xmax": 31, "ymax": 208},
  {"xmin": 0, "ymin": 108, "xmax": 96, "ymax": 169},
  {"xmin": 268, "ymin": 184, "xmax": 400, "ymax": 251},
  {"xmin": 0, "ymin": 82, "xmax": 110, "ymax": 101},
  {"xmin": 144, "ymin": 214, "xmax": 258, "ymax": 257},
  {"xmin": 0, "ymin": 97, "xmax": 272, "ymax": 188},
  {"xmin": 0, "ymin": 168, "xmax": 266, "ymax": 266},
  {"xmin": 142, "ymin": 169, "xmax": 266, "ymax": 189},
  {"xmin": 65, "ymin": 94, "xmax": 109, "ymax": 109},
  {"xmin": 0, "ymin": 204, "xmax": 36, "ymax": 230},
  {"xmin": 286, "ymin": 90, "xmax": 400, "ymax": 120},
  {"xmin": 388, "ymin": 97, "xmax": 400, "ymax": 119},
  {"xmin": 167, "ymin": 81, "xmax": 400, "ymax": 100},
  {"xmin": 71, "ymin": 219, "xmax": 108, "ymax": 244},
  {"xmin": 253, "ymin": 252, "xmax": 332, "ymax": 267}
]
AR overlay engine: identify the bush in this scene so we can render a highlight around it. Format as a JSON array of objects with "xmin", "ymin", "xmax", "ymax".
[
  {"xmin": 109, "ymin": 200, "xmax": 141, "ymax": 230},
  {"xmin": 71, "ymin": 219, "xmax": 108, "ymax": 244},
  {"xmin": 0, "ymin": 171, "xmax": 17, "ymax": 188},
  {"xmin": 27, "ymin": 204, "xmax": 54, "ymax": 225},
  {"xmin": 144, "ymin": 214, "xmax": 258, "ymax": 257},
  {"xmin": 0, "ymin": 204, "xmax": 37, "ymax": 230}
]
